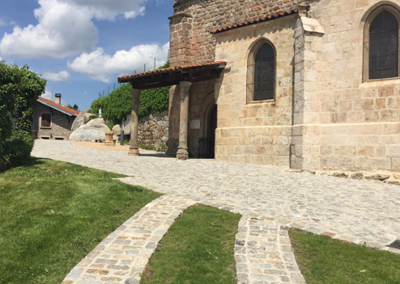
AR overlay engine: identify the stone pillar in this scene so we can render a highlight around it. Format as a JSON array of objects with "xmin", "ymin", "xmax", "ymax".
[
  {"xmin": 176, "ymin": 81, "xmax": 192, "ymax": 160},
  {"xmin": 129, "ymin": 88, "xmax": 141, "ymax": 156}
]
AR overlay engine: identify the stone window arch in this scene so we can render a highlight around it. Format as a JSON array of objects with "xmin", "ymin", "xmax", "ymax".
[
  {"xmin": 247, "ymin": 39, "xmax": 276, "ymax": 103},
  {"xmin": 363, "ymin": 5, "xmax": 400, "ymax": 81}
]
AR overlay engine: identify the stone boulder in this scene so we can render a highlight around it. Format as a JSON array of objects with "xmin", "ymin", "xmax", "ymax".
[
  {"xmin": 69, "ymin": 118, "xmax": 110, "ymax": 141},
  {"xmin": 112, "ymin": 124, "xmax": 121, "ymax": 136},
  {"xmin": 71, "ymin": 108, "xmax": 97, "ymax": 132},
  {"xmin": 121, "ymin": 114, "xmax": 132, "ymax": 135}
]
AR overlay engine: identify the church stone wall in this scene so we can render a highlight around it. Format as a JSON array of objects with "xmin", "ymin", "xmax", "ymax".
[
  {"xmin": 168, "ymin": 0, "xmax": 400, "ymax": 173},
  {"xmin": 291, "ymin": 0, "xmax": 400, "ymax": 172},
  {"xmin": 214, "ymin": 16, "xmax": 297, "ymax": 166},
  {"xmin": 170, "ymin": 0, "xmax": 301, "ymax": 67}
]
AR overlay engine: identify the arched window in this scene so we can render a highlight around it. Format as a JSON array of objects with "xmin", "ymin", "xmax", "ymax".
[
  {"xmin": 364, "ymin": 6, "xmax": 400, "ymax": 81},
  {"xmin": 247, "ymin": 40, "xmax": 276, "ymax": 102}
]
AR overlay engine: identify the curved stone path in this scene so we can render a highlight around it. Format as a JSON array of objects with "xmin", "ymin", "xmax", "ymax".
[
  {"xmin": 62, "ymin": 195, "xmax": 196, "ymax": 284},
  {"xmin": 32, "ymin": 140, "xmax": 400, "ymax": 284}
]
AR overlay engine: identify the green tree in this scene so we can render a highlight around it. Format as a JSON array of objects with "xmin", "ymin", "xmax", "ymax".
[
  {"xmin": 90, "ymin": 61, "xmax": 170, "ymax": 124},
  {"xmin": 67, "ymin": 104, "xmax": 79, "ymax": 110},
  {"xmin": 0, "ymin": 62, "xmax": 46, "ymax": 171}
]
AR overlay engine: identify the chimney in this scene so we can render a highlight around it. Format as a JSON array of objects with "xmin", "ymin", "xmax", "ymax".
[{"xmin": 55, "ymin": 93, "xmax": 61, "ymax": 105}]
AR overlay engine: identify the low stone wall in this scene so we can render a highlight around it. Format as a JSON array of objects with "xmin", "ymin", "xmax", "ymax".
[{"xmin": 138, "ymin": 111, "xmax": 169, "ymax": 151}]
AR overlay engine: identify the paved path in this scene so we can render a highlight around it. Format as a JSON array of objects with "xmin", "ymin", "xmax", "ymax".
[
  {"xmin": 234, "ymin": 216, "xmax": 306, "ymax": 284},
  {"xmin": 62, "ymin": 195, "xmax": 196, "ymax": 284},
  {"xmin": 32, "ymin": 140, "xmax": 400, "ymax": 283}
]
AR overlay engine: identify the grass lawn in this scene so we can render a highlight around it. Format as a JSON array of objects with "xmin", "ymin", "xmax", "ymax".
[
  {"xmin": 141, "ymin": 205, "xmax": 241, "ymax": 284},
  {"xmin": 0, "ymin": 158, "xmax": 160, "ymax": 284},
  {"xmin": 289, "ymin": 228, "xmax": 400, "ymax": 284}
]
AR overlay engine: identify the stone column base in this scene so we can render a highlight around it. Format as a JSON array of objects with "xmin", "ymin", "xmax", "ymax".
[
  {"xmin": 128, "ymin": 146, "xmax": 139, "ymax": 156},
  {"xmin": 176, "ymin": 147, "xmax": 188, "ymax": 160}
]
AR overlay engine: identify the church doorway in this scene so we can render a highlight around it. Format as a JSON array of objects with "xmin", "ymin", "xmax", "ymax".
[{"xmin": 198, "ymin": 103, "xmax": 217, "ymax": 158}]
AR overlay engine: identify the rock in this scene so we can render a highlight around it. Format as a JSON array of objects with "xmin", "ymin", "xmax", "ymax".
[
  {"xmin": 124, "ymin": 278, "xmax": 139, "ymax": 284},
  {"xmin": 332, "ymin": 172, "xmax": 348, "ymax": 179},
  {"xmin": 350, "ymin": 173, "xmax": 363, "ymax": 180},
  {"xmin": 388, "ymin": 181, "xmax": 400, "ymax": 186},
  {"xmin": 143, "ymin": 121, "xmax": 149, "ymax": 132},
  {"xmin": 113, "ymin": 124, "xmax": 121, "ymax": 136},
  {"xmin": 69, "ymin": 118, "xmax": 110, "ymax": 141},
  {"xmin": 394, "ymin": 173, "xmax": 400, "ymax": 179},
  {"xmin": 365, "ymin": 174, "xmax": 390, "ymax": 181},
  {"xmin": 157, "ymin": 120, "xmax": 168, "ymax": 127},
  {"xmin": 71, "ymin": 108, "xmax": 96, "ymax": 132},
  {"xmin": 121, "ymin": 114, "xmax": 132, "ymax": 135}
]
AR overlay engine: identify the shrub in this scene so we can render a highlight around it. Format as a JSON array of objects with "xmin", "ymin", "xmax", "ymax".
[
  {"xmin": 1, "ymin": 131, "xmax": 34, "ymax": 170},
  {"xmin": 0, "ymin": 62, "xmax": 46, "ymax": 171}
]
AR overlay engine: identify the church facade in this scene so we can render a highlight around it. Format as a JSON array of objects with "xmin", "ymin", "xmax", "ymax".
[{"xmin": 120, "ymin": 0, "xmax": 400, "ymax": 173}]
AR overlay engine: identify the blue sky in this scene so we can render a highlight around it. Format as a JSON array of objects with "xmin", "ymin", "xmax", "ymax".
[{"xmin": 0, "ymin": 0, "xmax": 172, "ymax": 109}]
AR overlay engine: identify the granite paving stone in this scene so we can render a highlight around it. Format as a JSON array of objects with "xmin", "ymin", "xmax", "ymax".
[{"xmin": 31, "ymin": 140, "xmax": 400, "ymax": 284}]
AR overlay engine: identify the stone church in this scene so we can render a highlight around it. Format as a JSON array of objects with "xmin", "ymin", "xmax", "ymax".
[{"xmin": 119, "ymin": 0, "xmax": 400, "ymax": 173}]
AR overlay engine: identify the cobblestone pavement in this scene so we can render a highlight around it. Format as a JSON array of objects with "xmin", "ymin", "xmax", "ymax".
[
  {"xmin": 234, "ymin": 216, "xmax": 306, "ymax": 284},
  {"xmin": 62, "ymin": 195, "xmax": 196, "ymax": 284},
  {"xmin": 32, "ymin": 140, "xmax": 400, "ymax": 283}
]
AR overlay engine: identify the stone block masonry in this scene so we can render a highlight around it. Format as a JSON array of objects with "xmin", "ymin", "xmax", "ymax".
[
  {"xmin": 214, "ymin": 16, "xmax": 297, "ymax": 167},
  {"xmin": 290, "ymin": 0, "xmax": 400, "ymax": 172},
  {"xmin": 170, "ymin": 0, "xmax": 302, "ymax": 67},
  {"xmin": 168, "ymin": 0, "xmax": 400, "ymax": 173}
]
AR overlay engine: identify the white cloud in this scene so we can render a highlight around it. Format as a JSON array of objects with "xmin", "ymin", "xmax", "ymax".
[
  {"xmin": 41, "ymin": 90, "xmax": 53, "ymax": 100},
  {"xmin": 0, "ymin": 0, "xmax": 148, "ymax": 59},
  {"xmin": 0, "ymin": 18, "xmax": 6, "ymax": 27},
  {"xmin": 68, "ymin": 42, "xmax": 169, "ymax": 83},
  {"xmin": 61, "ymin": 0, "xmax": 147, "ymax": 20},
  {"xmin": 42, "ymin": 71, "xmax": 71, "ymax": 81}
]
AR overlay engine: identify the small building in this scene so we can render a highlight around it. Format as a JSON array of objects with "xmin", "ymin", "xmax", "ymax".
[{"xmin": 33, "ymin": 94, "xmax": 80, "ymax": 140}]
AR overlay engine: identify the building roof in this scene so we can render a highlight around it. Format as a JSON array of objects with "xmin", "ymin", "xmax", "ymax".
[
  {"xmin": 212, "ymin": 9, "xmax": 298, "ymax": 34},
  {"xmin": 37, "ymin": 97, "xmax": 80, "ymax": 116},
  {"xmin": 118, "ymin": 61, "xmax": 227, "ymax": 89}
]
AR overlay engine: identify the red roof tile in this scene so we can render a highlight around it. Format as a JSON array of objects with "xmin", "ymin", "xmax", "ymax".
[
  {"xmin": 118, "ymin": 60, "xmax": 226, "ymax": 83},
  {"xmin": 212, "ymin": 10, "xmax": 298, "ymax": 34},
  {"xmin": 38, "ymin": 97, "xmax": 80, "ymax": 116}
]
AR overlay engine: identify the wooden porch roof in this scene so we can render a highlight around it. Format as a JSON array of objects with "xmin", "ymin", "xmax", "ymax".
[{"xmin": 118, "ymin": 61, "xmax": 226, "ymax": 89}]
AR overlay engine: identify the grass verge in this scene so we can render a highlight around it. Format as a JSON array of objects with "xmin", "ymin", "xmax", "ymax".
[
  {"xmin": 289, "ymin": 228, "xmax": 400, "ymax": 284},
  {"xmin": 141, "ymin": 205, "xmax": 241, "ymax": 284},
  {"xmin": 0, "ymin": 158, "xmax": 160, "ymax": 284}
]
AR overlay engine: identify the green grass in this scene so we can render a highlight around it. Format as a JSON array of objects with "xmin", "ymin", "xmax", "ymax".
[
  {"xmin": 0, "ymin": 158, "xmax": 161, "ymax": 284},
  {"xmin": 141, "ymin": 205, "xmax": 241, "ymax": 284},
  {"xmin": 289, "ymin": 228, "xmax": 400, "ymax": 284}
]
